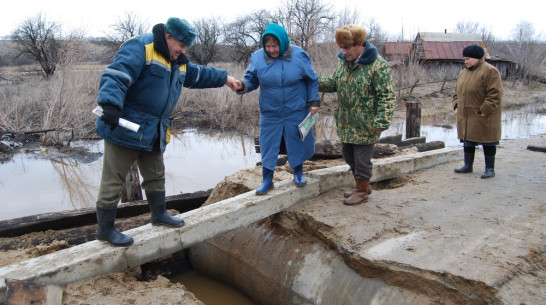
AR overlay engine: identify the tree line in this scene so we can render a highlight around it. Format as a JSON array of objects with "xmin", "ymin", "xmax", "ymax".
[{"xmin": 1, "ymin": 0, "xmax": 544, "ymax": 84}]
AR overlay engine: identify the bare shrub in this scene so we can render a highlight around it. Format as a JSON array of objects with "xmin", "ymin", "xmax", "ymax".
[
  {"xmin": 174, "ymin": 62, "xmax": 260, "ymax": 135},
  {"xmin": 0, "ymin": 66, "xmax": 102, "ymax": 144}
]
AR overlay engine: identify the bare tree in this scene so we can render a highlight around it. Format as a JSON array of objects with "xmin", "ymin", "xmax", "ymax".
[
  {"xmin": 100, "ymin": 12, "xmax": 150, "ymax": 62},
  {"xmin": 276, "ymin": 0, "xmax": 333, "ymax": 52},
  {"xmin": 319, "ymin": 6, "xmax": 361, "ymax": 43},
  {"xmin": 224, "ymin": 10, "xmax": 276, "ymax": 64},
  {"xmin": 454, "ymin": 20, "xmax": 479, "ymax": 33},
  {"xmin": 10, "ymin": 12, "xmax": 61, "ymax": 79},
  {"xmin": 365, "ymin": 18, "xmax": 389, "ymax": 53},
  {"xmin": 335, "ymin": 7, "xmax": 361, "ymax": 28},
  {"xmin": 479, "ymin": 26, "xmax": 495, "ymax": 47},
  {"xmin": 187, "ymin": 17, "xmax": 222, "ymax": 65},
  {"xmin": 506, "ymin": 21, "xmax": 545, "ymax": 85}
]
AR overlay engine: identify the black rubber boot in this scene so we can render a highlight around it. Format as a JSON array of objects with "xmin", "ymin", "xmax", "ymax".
[
  {"xmin": 147, "ymin": 191, "xmax": 185, "ymax": 227},
  {"xmin": 481, "ymin": 167, "xmax": 495, "ymax": 179},
  {"xmin": 96, "ymin": 204, "xmax": 134, "ymax": 247},
  {"xmin": 481, "ymin": 147, "xmax": 496, "ymax": 179},
  {"xmin": 454, "ymin": 146, "xmax": 475, "ymax": 173}
]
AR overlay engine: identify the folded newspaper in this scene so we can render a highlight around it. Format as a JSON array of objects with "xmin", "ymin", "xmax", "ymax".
[
  {"xmin": 298, "ymin": 112, "xmax": 319, "ymax": 141},
  {"xmin": 92, "ymin": 106, "xmax": 140, "ymax": 132}
]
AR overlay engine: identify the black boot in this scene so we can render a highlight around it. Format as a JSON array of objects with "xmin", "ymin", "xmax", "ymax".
[
  {"xmin": 454, "ymin": 146, "xmax": 475, "ymax": 173},
  {"xmin": 147, "ymin": 191, "xmax": 185, "ymax": 227},
  {"xmin": 96, "ymin": 204, "xmax": 134, "ymax": 247},
  {"xmin": 481, "ymin": 146, "xmax": 496, "ymax": 179}
]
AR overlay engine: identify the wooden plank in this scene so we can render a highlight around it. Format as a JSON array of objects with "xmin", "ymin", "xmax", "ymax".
[
  {"xmin": 527, "ymin": 145, "xmax": 546, "ymax": 153},
  {"xmin": 256, "ymin": 136, "xmax": 404, "ymax": 158},
  {"xmin": 0, "ymin": 190, "xmax": 210, "ymax": 238},
  {"xmin": 4, "ymin": 278, "xmax": 62, "ymax": 305},
  {"xmin": 414, "ymin": 141, "xmax": 445, "ymax": 152}
]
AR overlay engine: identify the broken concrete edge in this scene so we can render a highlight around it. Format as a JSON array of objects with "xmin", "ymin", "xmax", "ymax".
[{"xmin": 0, "ymin": 147, "xmax": 461, "ymax": 302}]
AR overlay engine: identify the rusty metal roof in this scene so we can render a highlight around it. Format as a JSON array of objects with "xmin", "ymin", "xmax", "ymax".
[
  {"xmin": 384, "ymin": 42, "xmax": 413, "ymax": 55},
  {"xmin": 421, "ymin": 41, "xmax": 490, "ymax": 60}
]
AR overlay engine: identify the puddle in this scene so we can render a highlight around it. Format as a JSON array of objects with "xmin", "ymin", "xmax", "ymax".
[{"xmin": 173, "ymin": 271, "xmax": 257, "ymax": 305}]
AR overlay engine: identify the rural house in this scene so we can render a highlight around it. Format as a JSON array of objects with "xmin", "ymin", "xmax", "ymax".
[{"xmin": 384, "ymin": 32, "xmax": 515, "ymax": 79}]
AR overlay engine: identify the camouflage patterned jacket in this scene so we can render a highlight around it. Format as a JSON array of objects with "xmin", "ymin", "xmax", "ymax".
[{"xmin": 319, "ymin": 41, "xmax": 395, "ymax": 145}]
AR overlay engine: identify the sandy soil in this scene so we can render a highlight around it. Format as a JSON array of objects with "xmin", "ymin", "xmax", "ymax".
[{"xmin": 1, "ymin": 80, "xmax": 545, "ymax": 304}]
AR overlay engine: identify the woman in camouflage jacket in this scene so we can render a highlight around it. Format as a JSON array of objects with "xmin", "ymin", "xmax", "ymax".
[{"xmin": 319, "ymin": 24, "xmax": 395, "ymax": 205}]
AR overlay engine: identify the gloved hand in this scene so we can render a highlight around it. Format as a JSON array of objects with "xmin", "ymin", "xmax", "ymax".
[{"xmin": 100, "ymin": 104, "xmax": 122, "ymax": 131}]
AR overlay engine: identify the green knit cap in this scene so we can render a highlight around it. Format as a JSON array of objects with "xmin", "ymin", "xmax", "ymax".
[{"xmin": 165, "ymin": 17, "xmax": 196, "ymax": 46}]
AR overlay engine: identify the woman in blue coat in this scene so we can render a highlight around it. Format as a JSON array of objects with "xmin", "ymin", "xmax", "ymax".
[{"xmin": 238, "ymin": 23, "xmax": 320, "ymax": 195}]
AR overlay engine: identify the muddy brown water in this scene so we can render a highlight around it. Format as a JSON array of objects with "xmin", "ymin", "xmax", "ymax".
[{"xmin": 174, "ymin": 271, "xmax": 257, "ymax": 305}]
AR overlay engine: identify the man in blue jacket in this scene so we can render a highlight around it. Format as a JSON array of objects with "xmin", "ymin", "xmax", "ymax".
[{"xmin": 95, "ymin": 17, "xmax": 239, "ymax": 247}]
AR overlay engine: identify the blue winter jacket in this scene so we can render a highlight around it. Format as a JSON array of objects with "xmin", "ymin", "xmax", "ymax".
[
  {"xmin": 241, "ymin": 43, "xmax": 320, "ymax": 170},
  {"xmin": 96, "ymin": 32, "xmax": 227, "ymax": 152}
]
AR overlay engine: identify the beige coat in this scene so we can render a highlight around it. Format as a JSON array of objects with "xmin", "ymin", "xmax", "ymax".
[{"xmin": 453, "ymin": 59, "xmax": 503, "ymax": 143}]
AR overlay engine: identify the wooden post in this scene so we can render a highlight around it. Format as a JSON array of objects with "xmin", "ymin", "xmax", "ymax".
[
  {"xmin": 120, "ymin": 162, "xmax": 143, "ymax": 202},
  {"xmin": 405, "ymin": 101, "xmax": 421, "ymax": 139}
]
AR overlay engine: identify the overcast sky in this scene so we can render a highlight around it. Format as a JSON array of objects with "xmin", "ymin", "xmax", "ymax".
[{"xmin": 0, "ymin": 0, "xmax": 543, "ymax": 40}]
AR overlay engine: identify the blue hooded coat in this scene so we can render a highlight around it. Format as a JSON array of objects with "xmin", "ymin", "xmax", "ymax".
[
  {"xmin": 96, "ymin": 24, "xmax": 227, "ymax": 152},
  {"xmin": 240, "ymin": 24, "xmax": 320, "ymax": 170}
]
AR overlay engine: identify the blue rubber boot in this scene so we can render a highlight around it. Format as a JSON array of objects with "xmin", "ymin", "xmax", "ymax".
[
  {"xmin": 147, "ymin": 191, "xmax": 185, "ymax": 227},
  {"xmin": 256, "ymin": 167, "xmax": 274, "ymax": 195},
  {"xmin": 95, "ymin": 204, "xmax": 134, "ymax": 247},
  {"xmin": 293, "ymin": 164, "xmax": 307, "ymax": 187}
]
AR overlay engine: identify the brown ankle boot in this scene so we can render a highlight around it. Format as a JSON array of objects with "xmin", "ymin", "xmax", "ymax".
[
  {"xmin": 344, "ymin": 184, "xmax": 372, "ymax": 197},
  {"xmin": 343, "ymin": 179, "xmax": 370, "ymax": 205},
  {"xmin": 344, "ymin": 174, "xmax": 371, "ymax": 198}
]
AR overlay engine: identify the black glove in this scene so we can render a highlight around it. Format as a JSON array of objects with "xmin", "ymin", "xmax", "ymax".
[{"xmin": 100, "ymin": 104, "xmax": 122, "ymax": 131}]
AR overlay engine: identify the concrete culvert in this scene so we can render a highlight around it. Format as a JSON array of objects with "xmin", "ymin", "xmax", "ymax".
[{"xmin": 189, "ymin": 218, "xmax": 484, "ymax": 305}]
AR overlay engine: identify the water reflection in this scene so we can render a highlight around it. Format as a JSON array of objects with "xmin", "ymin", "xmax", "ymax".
[
  {"xmin": 0, "ymin": 129, "xmax": 261, "ymax": 221},
  {"xmin": 315, "ymin": 107, "xmax": 546, "ymax": 148}
]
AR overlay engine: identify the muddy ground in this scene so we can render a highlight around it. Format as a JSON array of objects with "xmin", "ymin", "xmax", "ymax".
[{"xmin": 1, "ymin": 81, "xmax": 545, "ymax": 304}]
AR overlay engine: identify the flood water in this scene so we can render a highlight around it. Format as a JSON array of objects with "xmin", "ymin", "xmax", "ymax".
[
  {"xmin": 1, "ymin": 107, "xmax": 545, "ymax": 222},
  {"xmin": 0, "ymin": 129, "xmax": 261, "ymax": 221}
]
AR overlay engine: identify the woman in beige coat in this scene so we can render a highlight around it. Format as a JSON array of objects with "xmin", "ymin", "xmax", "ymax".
[{"xmin": 452, "ymin": 44, "xmax": 503, "ymax": 179}]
